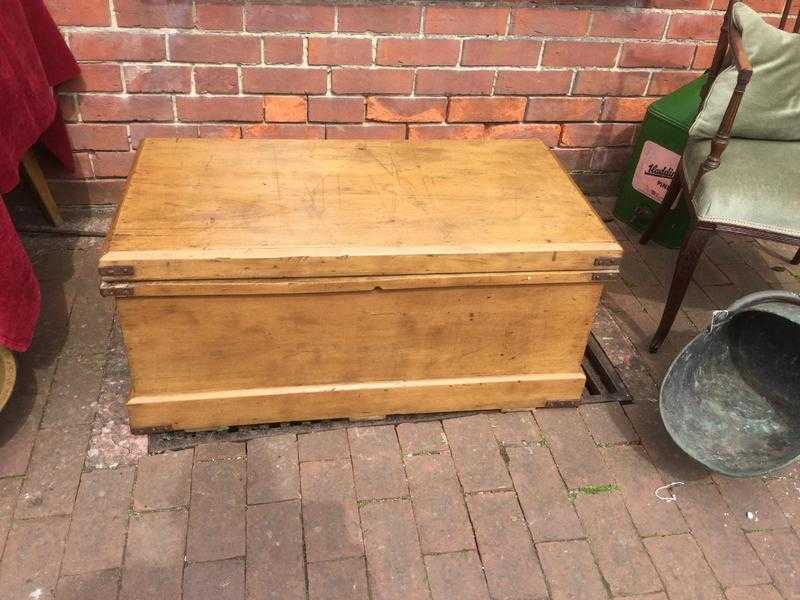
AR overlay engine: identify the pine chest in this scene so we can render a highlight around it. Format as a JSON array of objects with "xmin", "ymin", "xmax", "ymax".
[{"xmin": 99, "ymin": 139, "xmax": 622, "ymax": 432}]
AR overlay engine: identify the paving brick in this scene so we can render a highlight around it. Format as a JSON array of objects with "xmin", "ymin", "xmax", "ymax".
[
  {"xmin": 425, "ymin": 551, "xmax": 490, "ymax": 600},
  {"xmin": 195, "ymin": 441, "xmax": 245, "ymax": 461},
  {"xmin": 55, "ymin": 569, "xmax": 120, "ymax": 600},
  {"xmin": 301, "ymin": 459, "xmax": 363, "ymax": 563},
  {"xmin": 537, "ymin": 540, "xmax": 609, "ymax": 600},
  {"xmin": 0, "ymin": 477, "xmax": 21, "ymax": 555},
  {"xmin": 466, "ymin": 491, "xmax": 548, "ymax": 599},
  {"xmin": 616, "ymin": 594, "xmax": 667, "ymax": 600},
  {"xmin": 574, "ymin": 491, "xmax": 662, "ymax": 596},
  {"xmin": 600, "ymin": 445, "xmax": 687, "ymax": 537},
  {"xmin": 579, "ymin": 402, "xmax": 638, "ymax": 445},
  {"xmin": 360, "ymin": 498, "xmax": 430, "ymax": 600},
  {"xmin": 0, "ymin": 516, "xmax": 69, "ymax": 600},
  {"xmin": 187, "ymin": 459, "xmax": 246, "ymax": 562},
  {"xmin": 535, "ymin": 408, "xmax": 612, "ymax": 489},
  {"xmin": 713, "ymin": 474, "xmax": 788, "ymax": 532},
  {"xmin": 17, "ymin": 424, "xmax": 91, "ymax": 518},
  {"xmin": 725, "ymin": 584, "xmax": 782, "ymax": 600},
  {"xmin": 184, "ymin": 559, "xmax": 244, "ymax": 600},
  {"xmin": 133, "ymin": 449, "xmax": 193, "ymax": 511},
  {"xmin": 349, "ymin": 426, "xmax": 408, "ymax": 500},
  {"xmin": 396, "ymin": 421, "xmax": 448, "ymax": 455},
  {"xmin": 507, "ymin": 445, "xmax": 584, "ymax": 542},
  {"xmin": 765, "ymin": 477, "xmax": 800, "ymax": 533},
  {"xmin": 308, "ymin": 556, "xmax": 369, "ymax": 600},
  {"xmin": 748, "ymin": 529, "xmax": 800, "ymax": 599},
  {"xmin": 62, "ymin": 467, "xmax": 135, "ymax": 575},
  {"xmin": 246, "ymin": 434, "xmax": 299, "ymax": 505},
  {"xmin": 442, "ymin": 415, "xmax": 511, "ymax": 493},
  {"xmin": 299, "ymin": 428, "xmax": 349, "ymax": 461},
  {"xmin": 677, "ymin": 482, "xmax": 769, "ymax": 587},
  {"xmin": 246, "ymin": 500, "xmax": 304, "ymax": 600},
  {"xmin": 119, "ymin": 509, "xmax": 187, "ymax": 600},
  {"xmin": 489, "ymin": 411, "xmax": 541, "ymax": 447},
  {"xmin": 404, "ymin": 452, "xmax": 475, "ymax": 554},
  {"xmin": 644, "ymin": 534, "xmax": 724, "ymax": 600}
]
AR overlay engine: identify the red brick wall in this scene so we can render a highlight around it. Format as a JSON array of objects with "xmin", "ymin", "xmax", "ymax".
[{"xmin": 44, "ymin": 0, "xmax": 786, "ymax": 204}]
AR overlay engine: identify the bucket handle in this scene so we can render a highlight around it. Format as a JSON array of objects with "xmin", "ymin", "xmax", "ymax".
[{"xmin": 710, "ymin": 290, "xmax": 800, "ymax": 331}]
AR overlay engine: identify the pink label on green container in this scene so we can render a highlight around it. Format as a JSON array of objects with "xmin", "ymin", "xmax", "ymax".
[{"xmin": 632, "ymin": 140, "xmax": 680, "ymax": 203}]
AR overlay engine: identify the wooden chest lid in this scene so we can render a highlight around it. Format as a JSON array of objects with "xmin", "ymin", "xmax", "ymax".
[{"xmin": 100, "ymin": 138, "xmax": 621, "ymax": 282}]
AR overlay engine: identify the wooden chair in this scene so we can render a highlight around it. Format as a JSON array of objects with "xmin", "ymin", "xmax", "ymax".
[{"xmin": 640, "ymin": 0, "xmax": 800, "ymax": 352}]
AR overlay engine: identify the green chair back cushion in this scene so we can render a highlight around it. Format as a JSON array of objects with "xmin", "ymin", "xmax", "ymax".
[{"xmin": 690, "ymin": 2, "xmax": 800, "ymax": 141}]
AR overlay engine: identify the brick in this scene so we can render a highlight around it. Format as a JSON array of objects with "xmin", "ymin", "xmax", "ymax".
[
  {"xmin": 543, "ymin": 41, "xmax": 619, "ymax": 67},
  {"xmin": 92, "ymin": 152, "xmax": 135, "ymax": 178},
  {"xmin": 590, "ymin": 11, "xmax": 668, "ymax": 39},
  {"xmin": 462, "ymin": 40, "xmax": 541, "ymax": 67},
  {"xmin": 244, "ymin": 124, "xmax": 325, "ymax": 139},
  {"xmin": 649, "ymin": 0, "xmax": 709, "ymax": 6},
  {"xmin": 246, "ymin": 4, "xmax": 335, "ymax": 32},
  {"xmin": 119, "ymin": 509, "xmax": 187, "ymax": 600},
  {"xmin": 177, "ymin": 97, "xmax": 263, "ymax": 122},
  {"xmin": 535, "ymin": 408, "xmax": 612, "ymax": 489},
  {"xmin": 264, "ymin": 37, "xmax": 303, "ymax": 64},
  {"xmin": 339, "ymin": 5, "xmax": 421, "ymax": 33},
  {"xmin": 489, "ymin": 411, "xmax": 541, "ymax": 446},
  {"xmin": 377, "ymin": 38, "xmax": 460, "ymax": 67},
  {"xmin": 600, "ymin": 445, "xmax": 686, "ymax": 537},
  {"xmin": 495, "ymin": 71, "xmax": 572, "ymax": 96},
  {"xmin": 308, "ymin": 557, "xmax": 369, "ymax": 600},
  {"xmin": 301, "ymin": 459, "xmax": 363, "ymax": 562},
  {"xmin": 726, "ymin": 585, "xmax": 782, "ymax": 600},
  {"xmin": 124, "ymin": 65, "xmax": 190, "ymax": 94},
  {"xmin": 67, "ymin": 124, "xmax": 129, "ymax": 151},
  {"xmin": 573, "ymin": 71, "xmax": 650, "ymax": 96},
  {"xmin": 0, "ymin": 516, "xmax": 69, "ymax": 600},
  {"xmin": 47, "ymin": 0, "xmax": 110, "ymax": 26},
  {"xmin": 348, "ymin": 426, "xmax": 408, "ymax": 500},
  {"xmin": 198, "ymin": 124, "xmax": 241, "ymax": 139},
  {"xmin": 442, "ymin": 415, "xmax": 511, "ymax": 492},
  {"xmin": 678, "ymin": 482, "xmax": 769, "ymax": 587},
  {"xmin": 243, "ymin": 67, "xmax": 327, "ymax": 94},
  {"xmin": 553, "ymin": 147, "xmax": 593, "ymax": 171},
  {"xmin": 360, "ymin": 499, "xmax": 429, "ymax": 600},
  {"xmin": 133, "ymin": 449, "xmax": 193, "ymax": 511},
  {"xmin": 512, "ymin": 8, "xmax": 591, "ymax": 36},
  {"xmin": 264, "ymin": 96, "xmax": 308, "ymax": 123},
  {"xmin": 644, "ymin": 535, "xmax": 724, "ymax": 600},
  {"xmin": 765, "ymin": 477, "xmax": 800, "ymax": 532},
  {"xmin": 466, "ymin": 491, "xmax": 548, "ymax": 599},
  {"xmin": 299, "ymin": 428, "xmax": 349, "ymax": 462},
  {"xmin": 247, "ymin": 434, "xmax": 300, "ymax": 504},
  {"xmin": 525, "ymin": 97, "xmax": 602, "ymax": 122},
  {"xmin": 617, "ymin": 595, "xmax": 668, "ymax": 600},
  {"xmin": 196, "ymin": 439, "xmax": 244, "ymax": 462},
  {"xmin": 130, "ymin": 123, "xmax": 197, "ymax": 148},
  {"xmin": 308, "ymin": 96, "xmax": 365, "ymax": 123},
  {"xmin": 51, "ymin": 180, "xmax": 126, "ymax": 205},
  {"xmin": 0, "ymin": 477, "xmax": 20, "ymax": 556},
  {"xmin": 17, "ymin": 424, "xmax": 91, "ymax": 519},
  {"xmin": 332, "ymin": 68, "xmax": 413, "ymax": 95},
  {"xmin": 62, "ymin": 468, "xmax": 135, "ymax": 575},
  {"xmin": 115, "ymin": 0, "xmax": 191, "ymax": 27},
  {"xmin": 367, "ymin": 97, "xmax": 445, "ymax": 123},
  {"xmin": 425, "ymin": 6, "xmax": 508, "ymax": 34},
  {"xmin": 579, "ymin": 403, "xmax": 638, "ymax": 445},
  {"xmin": 184, "ymin": 559, "xmax": 244, "ymax": 600},
  {"xmin": 486, "ymin": 123, "xmax": 561, "ymax": 145},
  {"xmin": 195, "ymin": 1, "xmax": 243, "ymax": 31},
  {"xmin": 713, "ymin": 474, "xmax": 789, "ymax": 532},
  {"xmin": 79, "ymin": 94, "xmax": 173, "ymax": 122},
  {"xmin": 409, "ymin": 124, "xmax": 485, "ymax": 140},
  {"xmin": 59, "ymin": 94, "xmax": 79, "ymax": 122},
  {"xmin": 309, "ymin": 37, "xmax": 372, "ymax": 66},
  {"xmin": 187, "ymin": 460, "xmax": 246, "ymax": 562},
  {"xmin": 170, "ymin": 34, "xmax": 260, "ymax": 64},
  {"xmin": 538, "ymin": 540, "xmax": 610, "ymax": 600},
  {"xmin": 55, "ymin": 570, "xmax": 120, "ymax": 600},
  {"xmin": 648, "ymin": 71, "xmax": 702, "ymax": 96},
  {"xmin": 448, "ymin": 97, "xmax": 526, "ymax": 123},
  {"xmin": 405, "ymin": 452, "xmax": 475, "ymax": 554},
  {"xmin": 620, "ymin": 42, "xmax": 696, "ymax": 68},
  {"xmin": 575, "ymin": 492, "xmax": 662, "ymax": 596},
  {"xmin": 507, "ymin": 445, "xmax": 584, "ymax": 542},
  {"xmin": 246, "ymin": 500, "xmax": 305, "ymax": 600},
  {"xmin": 415, "ymin": 69, "xmax": 494, "ymax": 96},
  {"xmin": 195, "ymin": 66, "xmax": 239, "ymax": 94},
  {"xmin": 70, "ymin": 32, "xmax": 165, "ymax": 62},
  {"xmin": 561, "ymin": 123, "xmax": 637, "ymax": 147},
  {"xmin": 326, "ymin": 124, "xmax": 406, "ymax": 139},
  {"xmin": 694, "ymin": 44, "xmax": 718, "ymax": 69},
  {"xmin": 668, "ymin": 13, "xmax": 724, "ymax": 40},
  {"xmin": 425, "ymin": 551, "xmax": 490, "ymax": 600},
  {"xmin": 749, "ymin": 530, "xmax": 800, "ymax": 598},
  {"xmin": 61, "ymin": 64, "xmax": 122, "ymax": 92}
]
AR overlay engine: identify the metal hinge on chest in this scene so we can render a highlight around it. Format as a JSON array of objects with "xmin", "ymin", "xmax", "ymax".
[
  {"xmin": 592, "ymin": 272, "xmax": 619, "ymax": 282},
  {"xmin": 99, "ymin": 282, "xmax": 134, "ymax": 298},
  {"xmin": 99, "ymin": 265, "xmax": 135, "ymax": 278},
  {"xmin": 594, "ymin": 257, "xmax": 620, "ymax": 267}
]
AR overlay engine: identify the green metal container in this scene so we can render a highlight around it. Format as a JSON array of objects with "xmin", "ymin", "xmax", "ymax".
[{"xmin": 614, "ymin": 75, "xmax": 707, "ymax": 249}]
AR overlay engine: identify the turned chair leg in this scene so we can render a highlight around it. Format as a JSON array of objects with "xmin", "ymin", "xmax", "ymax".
[
  {"xmin": 791, "ymin": 248, "xmax": 800, "ymax": 265},
  {"xmin": 649, "ymin": 223, "xmax": 713, "ymax": 353},
  {"xmin": 640, "ymin": 165, "xmax": 683, "ymax": 246}
]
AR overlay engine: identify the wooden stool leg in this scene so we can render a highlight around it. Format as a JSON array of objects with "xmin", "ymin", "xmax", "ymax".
[
  {"xmin": 791, "ymin": 247, "xmax": 800, "ymax": 265},
  {"xmin": 20, "ymin": 150, "xmax": 63, "ymax": 227},
  {"xmin": 640, "ymin": 164, "xmax": 683, "ymax": 246},
  {"xmin": 649, "ymin": 224, "xmax": 712, "ymax": 353}
]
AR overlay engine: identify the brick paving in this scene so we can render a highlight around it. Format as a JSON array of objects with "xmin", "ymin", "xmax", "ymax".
[{"xmin": 1, "ymin": 198, "xmax": 800, "ymax": 599}]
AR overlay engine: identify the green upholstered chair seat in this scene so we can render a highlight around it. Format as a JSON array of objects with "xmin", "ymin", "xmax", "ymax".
[{"xmin": 683, "ymin": 137, "xmax": 800, "ymax": 237}]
